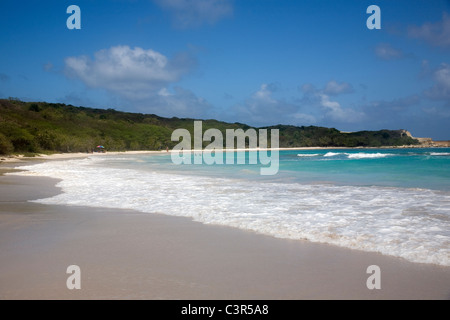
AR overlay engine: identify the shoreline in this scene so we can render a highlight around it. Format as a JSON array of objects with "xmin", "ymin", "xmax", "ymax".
[
  {"xmin": 0, "ymin": 160, "xmax": 449, "ymax": 299},
  {"xmin": 1, "ymin": 144, "xmax": 448, "ymax": 164}
]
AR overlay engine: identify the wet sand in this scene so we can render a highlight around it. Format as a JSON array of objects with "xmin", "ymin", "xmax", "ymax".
[{"xmin": 0, "ymin": 166, "xmax": 449, "ymax": 299}]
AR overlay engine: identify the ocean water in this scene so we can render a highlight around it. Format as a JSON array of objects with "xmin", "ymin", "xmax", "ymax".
[{"xmin": 10, "ymin": 148, "xmax": 450, "ymax": 266}]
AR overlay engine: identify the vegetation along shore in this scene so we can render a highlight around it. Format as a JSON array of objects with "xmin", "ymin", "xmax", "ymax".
[{"xmin": 1, "ymin": 98, "xmax": 448, "ymax": 157}]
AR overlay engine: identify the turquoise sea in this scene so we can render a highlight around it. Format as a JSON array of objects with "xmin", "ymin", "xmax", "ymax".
[
  {"xmin": 11, "ymin": 147, "xmax": 450, "ymax": 266},
  {"xmin": 142, "ymin": 147, "xmax": 450, "ymax": 190}
]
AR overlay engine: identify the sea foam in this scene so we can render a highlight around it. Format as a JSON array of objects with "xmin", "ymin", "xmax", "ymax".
[
  {"xmin": 10, "ymin": 156, "xmax": 450, "ymax": 266},
  {"xmin": 430, "ymin": 152, "xmax": 450, "ymax": 156},
  {"xmin": 297, "ymin": 153, "xmax": 319, "ymax": 157},
  {"xmin": 347, "ymin": 152, "xmax": 390, "ymax": 159},
  {"xmin": 322, "ymin": 152, "xmax": 391, "ymax": 159}
]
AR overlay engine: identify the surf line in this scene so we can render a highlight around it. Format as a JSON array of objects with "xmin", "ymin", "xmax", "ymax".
[{"xmin": 171, "ymin": 120, "xmax": 279, "ymax": 175}]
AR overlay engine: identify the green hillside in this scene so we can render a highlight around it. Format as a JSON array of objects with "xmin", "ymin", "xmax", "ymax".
[{"xmin": 0, "ymin": 98, "xmax": 419, "ymax": 155}]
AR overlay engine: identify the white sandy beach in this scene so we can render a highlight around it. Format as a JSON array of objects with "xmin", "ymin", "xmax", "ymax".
[{"xmin": 0, "ymin": 158, "xmax": 449, "ymax": 300}]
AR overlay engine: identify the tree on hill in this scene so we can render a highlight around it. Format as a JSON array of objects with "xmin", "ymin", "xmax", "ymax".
[{"xmin": 0, "ymin": 99, "xmax": 419, "ymax": 155}]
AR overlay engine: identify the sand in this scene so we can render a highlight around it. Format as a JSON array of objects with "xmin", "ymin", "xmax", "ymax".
[{"xmin": 0, "ymin": 161, "xmax": 449, "ymax": 300}]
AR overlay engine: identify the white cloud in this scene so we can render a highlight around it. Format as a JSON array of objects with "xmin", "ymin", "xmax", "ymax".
[
  {"xmin": 64, "ymin": 45, "xmax": 212, "ymax": 118},
  {"xmin": 299, "ymin": 81, "xmax": 362, "ymax": 123},
  {"xmin": 374, "ymin": 43, "xmax": 404, "ymax": 60},
  {"xmin": 424, "ymin": 63, "xmax": 450, "ymax": 100},
  {"xmin": 64, "ymin": 46, "xmax": 192, "ymax": 99},
  {"xmin": 434, "ymin": 63, "xmax": 450, "ymax": 87},
  {"xmin": 318, "ymin": 93, "xmax": 363, "ymax": 123},
  {"xmin": 153, "ymin": 0, "xmax": 233, "ymax": 28},
  {"xmin": 408, "ymin": 13, "xmax": 450, "ymax": 48},
  {"xmin": 323, "ymin": 80, "xmax": 354, "ymax": 95},
  {"xmin": 146, "ymin": 86, "xmax": 212, "ymax": 118},
  {"xmin": 319, "ymin": 93, "xmax": 340, "ymax": 109},
  {"xmin": 157, "ymin": 87, "xmax": 171, "ymax": 97},
  {"xmin": 229, "ymin": 83, "xmax": 311, "ymax": 126},
  {"xmin": 251, "ymin": 83, "xmax": 279, "ymax": 106},
  {"xmin": 229, "ymin": 81, "xmax": 362, "ymax": 127}
]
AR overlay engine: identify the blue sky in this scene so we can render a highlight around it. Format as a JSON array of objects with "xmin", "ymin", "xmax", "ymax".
[{"xmin": 1, "ymin": 0, "xmax": 449, "ymax": 139}]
